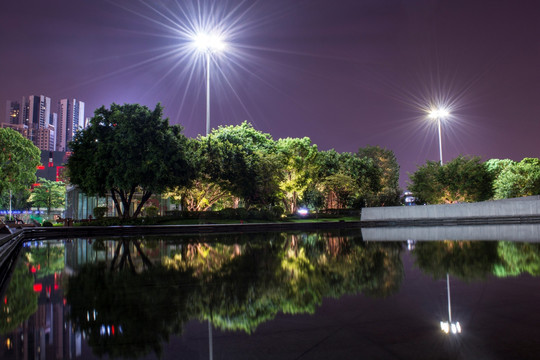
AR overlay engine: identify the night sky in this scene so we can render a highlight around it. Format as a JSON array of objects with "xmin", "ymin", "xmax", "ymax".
[{"xmin": 1, "ymin": 0, "xmax": 539, "ymax": 187}]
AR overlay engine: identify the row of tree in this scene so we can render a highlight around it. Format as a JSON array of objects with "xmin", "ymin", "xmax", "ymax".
[
  {"xmin": 67, "ymin": 103, "xmax": 401, "ymax": 218},
  {"xmin": 408, "ymin": 155, "xmax": 540, "ymax": 204}
]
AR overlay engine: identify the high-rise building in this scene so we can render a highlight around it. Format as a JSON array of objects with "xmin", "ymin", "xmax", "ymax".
[
  {"xmin": 57, "ymin": 99, "xmax": 84, "ymax": 151},
  {"xmin": 28, "ymin": 95, "xmax": 51, "ymax": 141},
  {"xmin": 4, "ymin": 100, "xmax": 21, "ymax": 125}
]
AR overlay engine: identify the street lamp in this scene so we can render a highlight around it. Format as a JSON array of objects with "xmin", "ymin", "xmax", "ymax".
[
  {"xmin": 428, "ymin": 107, "xmax": 450, "ymax": 165},
  {"xmin": 193, "ymin": 33, "xmax": 226, "ymax": 135}
]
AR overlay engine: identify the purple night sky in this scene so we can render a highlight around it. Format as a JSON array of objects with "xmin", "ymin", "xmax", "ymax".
[{"xmin": 1, "ymin": 0, "xmax": 539, "ymax": 187}]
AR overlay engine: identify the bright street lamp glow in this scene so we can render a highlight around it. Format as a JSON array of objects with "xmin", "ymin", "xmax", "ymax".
[
  {"xmin": 428, "ymin": 108, "xmax": 450, "ymax": 120},
  {"xmin": 426, "ymin": 107, "xmax": 450, "ymax": 165},
  {"xmin": 193, "ymin": 33, "xmax": 226, "ymax": 53},
  {"xmin": 191, "ymin": 31, "xmax": 227, "ymax": 135}
]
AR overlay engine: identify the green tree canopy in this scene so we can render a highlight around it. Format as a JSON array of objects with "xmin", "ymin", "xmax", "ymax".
[
  {"xmin": 67, "ymin": 103, "xmax": 195, "ymax": 218},
  {"xmin": 358, "ymin": 145, "xmax": 401, "ymax": 206},
  {"xmin": 0, "ymin": 127, "xmax": 40, "ymax": 198},
  {"xmin": 408, "ymin": 155, "xmax": 493, "ymax": 204},
  {"xmin": 198, "ymin": 122, "xmax": 281, "ymax": 208},
  {"xmin": 29, "ymin": 177, "xmax": 66, "ymax": 216},
  {"xmin": 493, "ymin": 158, "xmax": 540, "ymax": 199},
  {"xmin": 276, "ymin": 137, "xmax": 319, "ymax": 213}
]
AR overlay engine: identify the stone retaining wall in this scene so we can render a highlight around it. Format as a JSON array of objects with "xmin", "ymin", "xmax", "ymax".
[{"xmin": 361, "ymin": 196, "xmax": 540, "ymax": 221}]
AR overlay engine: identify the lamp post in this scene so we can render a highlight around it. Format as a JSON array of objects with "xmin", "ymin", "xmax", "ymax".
[
  {"xmin": 193, "ymin": 33, "xmax": 226, "ymax": 135},
  {"xmin": 428, "ymin": 108, "xmax": 450, "ymax": 165}
]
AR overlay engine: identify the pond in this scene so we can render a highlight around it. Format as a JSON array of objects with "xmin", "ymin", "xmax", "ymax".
[{"xmin": 1, "ymin": 228, "xmax": 540, "ymax": 359}]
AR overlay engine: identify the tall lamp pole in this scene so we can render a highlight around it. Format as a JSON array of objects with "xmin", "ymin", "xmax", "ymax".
[
  {"xmin": 428, "ymin": 108, "xmax": 450, "ymax": 165},
  {"xmin": 193, "ymin": 33, "xmax": 226, "ymax": 135}
]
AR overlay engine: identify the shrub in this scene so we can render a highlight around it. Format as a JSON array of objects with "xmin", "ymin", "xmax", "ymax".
[
  {"xmin": 93, "ymin": 207, "xmax": 108, "ymax": 219},
  {"xmin": 42, "ymin": 221, "xmax": 53, "ymax": 227},
  {"xmin": 144, "ymin": 205, "xmax": 159, "ymax": 217}
]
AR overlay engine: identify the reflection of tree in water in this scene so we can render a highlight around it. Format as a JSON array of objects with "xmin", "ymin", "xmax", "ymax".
[
  {"xmin": 0, "ymin": 258, "xmax": 38, "ymax": 334},
  {"xmin": 66, "ymin": 231, "xmax": 406, "ymax": 357},
  {"xmin": 413, "ymin": 241, "xmax": 499, "ymax": 281},
  {"xmin": 66, "ymin": 241, "xmax": 195, "ymax": 359},
  {"xmin": 26, "ymin": 242, "xmax": 65, "ymax": 278},
  {"xmin": 109, "ymin": 239, "xmax": 154, "ymax": 273},
  {"xmin": 187, "ymin": 232, "xmax": 404, "ymax": 333},
  {"xmin": 495, "ymin": 242, "xmax": 540, "ymax": 277}
]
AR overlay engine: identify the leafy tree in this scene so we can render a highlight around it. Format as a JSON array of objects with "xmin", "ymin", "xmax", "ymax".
[
  {"xmin": 164, "ymin": 178, "xmax": 231, "ymax": 211},
  {"xmin": 29, "ymin": 177, "xmax": 66, "ymax": 216},
  {"xmin": 68, "ymin": 103, "xmax": 195, "ymax": 218},
  {"xmin": 0, "ymin": 127, "xmax": 40, "ymax": 203},
  {"xmin": 340, "ymin": 152, "xmax": 382, "ymax": 207},
  {"xmin": 0, "ymin": 189, "xmax": 31, "ymax": 212},
  {"xmin": 408, "ymin": 155, "xmax": 493, "ymax": 204},
  {"xmin": 276, "ymin": 137, "xmax": 319, "ymax": 213},
  {"xmin": 358, "ymin": 145, "xmax": 401, "ymax": 206},
  {"xmin": 493, "ymin": 158, "xmax": 540, "ymax": 199},
  {"xmin": 321, "ymin": 173, "xmax": 357, "ymax": 208},
  {"xmin": 485, "ymin": 158, "xmax": 514, "ymax": 180},
  {"xmin": 199, "ymin": 122, "xmax": 281, "ymax": 208}
]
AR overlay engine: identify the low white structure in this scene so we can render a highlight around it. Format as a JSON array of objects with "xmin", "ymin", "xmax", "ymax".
[{"xmin": 361, "ymin": 196, "xmax": 540, "ymax": 222}]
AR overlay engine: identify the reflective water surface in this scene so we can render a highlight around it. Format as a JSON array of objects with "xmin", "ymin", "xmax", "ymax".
[{"xmin": 2, "ymin": 228, "xmax": 540, "ymax": 359}]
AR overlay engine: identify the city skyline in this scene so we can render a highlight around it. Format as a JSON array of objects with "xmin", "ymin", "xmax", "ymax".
[
  {"xmin": 3, "ymin": 95, "xmax": 86, "ymax": 152},
  {"xmin": 1, "ymin": 0, "xmax": 539, "ymax": 187}
]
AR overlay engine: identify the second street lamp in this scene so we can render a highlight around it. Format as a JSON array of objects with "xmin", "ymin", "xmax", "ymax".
[
  {"xmin": 193, "ymin": 33, "xmax": 226, "ymax": 136},
  {"xmin": 428, "ymin": 108, "xmax": 450, "ymax": 165}
]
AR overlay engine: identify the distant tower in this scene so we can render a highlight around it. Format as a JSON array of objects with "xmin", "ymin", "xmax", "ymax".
[
  {"xmin": 4, "ymin": 100, "xmax": 21, "ymax": 125},
  {"xmin": 26, "ymin": 95, "xmax": 52, "ymax": 149},
  {"xmin": 57, "ymin": 99, "xmax": 85, "ymax": 151}
]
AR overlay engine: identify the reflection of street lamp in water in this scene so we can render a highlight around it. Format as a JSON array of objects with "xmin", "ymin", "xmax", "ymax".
[{"xmin": 440, "ymin": 273, "xmax": 462, "ymax": 334}]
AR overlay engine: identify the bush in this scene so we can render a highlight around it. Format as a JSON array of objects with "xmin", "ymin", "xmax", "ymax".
[
  {"xmin": 144, "ymin": 205, "xmax": 159, "ymax": 217},
  {"xmin": 271, "ymin": 206, "xmax": 284, "ymax": 218},
  {"xmin": 42, "ymin": 221, "xmax": 53, "ymax": 227},
  {"xmin": 93, "ymin": 207, "xmax": 108, "ymax": 219}
]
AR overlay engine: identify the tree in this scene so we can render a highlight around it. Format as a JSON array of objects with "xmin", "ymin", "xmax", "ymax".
[
  {"xmin": 0, "ymin": 127, "xmax": 40, "ymax": 201},
  {"xmin": 0, "ymin": 189, "xmax": 31, "ymax": 212},
  {"xmin": 29, "ymin": 177, "xmax": 66, "ymax": 216},
  {"xmin": 276, "ymin": 137, "xmax": 319, "ymax": 213},
  {"xmin": 493, "ymin": 158, "xmax": 540, "ymax": 199},
  {"xmin": 408, "ymin": 155, "xmax": 493, "ymax": 204},
  {"xmin": 198, "ymin": 122, "xmax": 281, "ymax": 208},
  {"xmin": 341, "ymin": 152, "xmax": 382, "ymax": 207},
  {"xmin": 321, "ymin": 173, "xmax": 357, "ymax": 208},
  {"xmin": 358, "ymin": 145, "xmax": 401, "ymax": 206},
  {"xmin": 310, "ymin": 150, "xmax": 382, "ymax": 209},
  {"xmin": 68, "ymin": 103, "xmax": 195, "ymax": 218}
]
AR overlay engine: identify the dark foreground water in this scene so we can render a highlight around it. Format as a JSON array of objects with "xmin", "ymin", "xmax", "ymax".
[{"xmin": 1, "ymin": 228, "xmax": 540, "ymax": 359}]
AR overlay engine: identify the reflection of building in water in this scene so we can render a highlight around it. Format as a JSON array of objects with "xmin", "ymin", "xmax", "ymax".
[{"xmin": 0, "ymin": 273, "xmax": 82, "ymax": 359}]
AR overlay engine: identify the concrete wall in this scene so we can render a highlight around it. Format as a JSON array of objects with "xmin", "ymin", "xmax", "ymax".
[
  {"xmin": 361, "ymin": 197, "xmax": 540, "ymax": 221},
  {"xmin": 361, "ymin": 224, "xmax": 540, "ymax": 242}
]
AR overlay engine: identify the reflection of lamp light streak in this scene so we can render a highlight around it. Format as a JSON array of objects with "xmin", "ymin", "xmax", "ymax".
[
  {"xmin": 208, "ymin": 318, "xmax": 213, "ymax": 360},
  {"xmin": 440, "ymin": 273, "xmax": 462, "ymax": 334}
]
